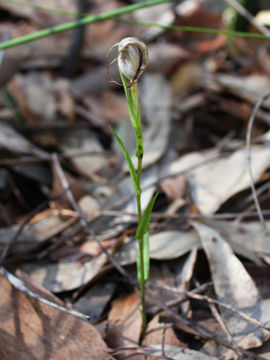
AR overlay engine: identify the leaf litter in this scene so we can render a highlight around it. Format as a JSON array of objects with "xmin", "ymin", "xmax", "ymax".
[{"xmin": 2, "ymin": 0, "xmax": 270, "ymax": 359}]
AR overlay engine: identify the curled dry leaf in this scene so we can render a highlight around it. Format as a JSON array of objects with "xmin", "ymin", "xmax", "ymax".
[
  {"xmin": 191, "ymin": 221, "xmax": 260, "ymax": 309},
  {"xmin": 191, "ymin": 222, "xmax": 270, "ymax": 359},
  {"xmin": 161, "ymin": 146, "xmax": 270, "ymax": 215},
  {"xmin": 116, "ymin": 218, "xmax": 269, "ymax": 268},
  {"xmin": 203, "ymin": 298, "xmax": 270, "ymax": 359}
]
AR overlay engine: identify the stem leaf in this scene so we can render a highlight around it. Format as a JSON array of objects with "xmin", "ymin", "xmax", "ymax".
[
  {"xmin": 136, "ymin": 193, "xmax": 158, "ymax": 240},
  {"xmin": 136, "ymin": 193, "xmax": 158, "ymax": 285},
  {"xmin": 137, "ymin": 231, "xmax": 150, "ymax": 287},
  {"xmin": 109, "ymin": 125, "xmax": 140, "ymax": 197}
]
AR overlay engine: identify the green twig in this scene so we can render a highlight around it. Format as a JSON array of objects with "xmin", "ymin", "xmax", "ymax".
[
  {"xmin": 118, "ymin": 18, "xmax": 270, "ymax": 40},
  {"xmin": 0, "ymin": 0, "xmax": 269, "ymax": 52},
  {"xmin": 0, "ymin": 0, "xmax": 175, "ymax": 50}
]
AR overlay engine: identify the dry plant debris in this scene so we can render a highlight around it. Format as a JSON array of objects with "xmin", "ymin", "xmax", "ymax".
[{"xmin": 1, "ymin": 0, "xmax": 270, "ymax": 359}]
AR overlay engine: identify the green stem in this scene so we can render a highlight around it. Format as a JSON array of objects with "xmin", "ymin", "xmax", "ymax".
[
  {"xmin": 138, "ymin": 235, "xmax": 146, "ymax": 332},
  {"xmin": 136, "ymin": 156, "xmax": 143, "ymax": 220},
  {"xmin": 4, "ymin": 0, "xmax": 270, "ymax": 42},
  {"xmin": 0, "ymin": 0, "xmax": 175, "ymax": 50},
  {"xmin": 117, "ymin": 19, "xmax": 270, "ymax": 40},
  {"xmin": 120, "ymin": 67, "xmax": 147, "ymax": 333},
  {"xmin": 131, "ymin": 85, "xmax": 146, "ymax": 333}
]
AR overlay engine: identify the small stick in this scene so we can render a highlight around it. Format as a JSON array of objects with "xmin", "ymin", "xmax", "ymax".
[
  {"xmin": 0, "ymin": 266, "xmax": 90, "ymax": 321},
  {"xmin": 246, "ymin": 91, "xmax": 270, "ymax": 236},
  {"xmin": 149, "ymin": 281, "xmax": 270, "ymax": 332},
  {"xmin": 51, "ymin": 155, "xmax": 266, "ymax": 359},
  {"xmin": 0, "ymin": 186, "xmax": 77, "ymax": 266},
  {"xmin": 209, "ymin": 302, "xmax": 244, "ymax": 360},
  {"xmin": 225, "ymin": 0, "xmax": 270, "ymax": 36},
  {"xmin": 52, "ymin": 153, "xmax": 136, "ymax": 286}
]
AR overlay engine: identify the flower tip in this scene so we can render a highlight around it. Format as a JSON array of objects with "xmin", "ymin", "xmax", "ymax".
[{"xmin": 116, "ymin": 37, "xmax": 148, "ymax": 86}]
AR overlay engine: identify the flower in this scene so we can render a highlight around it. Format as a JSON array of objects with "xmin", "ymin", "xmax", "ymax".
[{"xmin": 107, "ymin": 37, "xmax": 148, "ymax": 87}]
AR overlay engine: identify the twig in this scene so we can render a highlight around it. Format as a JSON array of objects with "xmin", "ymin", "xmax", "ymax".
[
  {"xmin": 161, "ymin": 325, "xmax": 167, "ymax": 358},
  {"xmin": 52, "ymin": 153, "xmax": 137, "ymax": 286},
  {"xmin": 149, "ymin": 282, "xmax": 270, "ymax": 332},
  {"xmin": 145, "ymin": 290, "xmax": 265, "ymax": 360},
  {"xmin": 0, "ymin": 266, "xmax": 90, "ymax": 321},
  {"xmin": 209, "ymin": 302, "xmax": 244, "ymax": 360},
  {"xmin": 0, "ymin": 186, "xmax": 77, "ymax": 266},
  {"xmin": 52, "ymin": 153, "xmax": 266, "ymax": 359},
  {"xmin": 225, "ymin": 0, "xmax": 270, "ymax": 36},
  {"xmin": 0, "ymin": 199, "xmax": 52, "ymax": 266},
  {"xmin": 147, "ymin": 282, "xmax": 212, "ymax": 317},
  {"xmin": 246, "ymin": 91, "xmax": 270, "ymax": 237}
]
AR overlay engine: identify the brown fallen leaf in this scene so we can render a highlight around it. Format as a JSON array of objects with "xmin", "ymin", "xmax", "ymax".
[
  {"xmin": 0, "ymin": 271, "xmax": 109, "ymax": 360},
  {"xmin": 106, "ymin": 291, "xmax": 141, "ymax": 352},
  {"xmin": 160, "ymin": 175, "xmax": 187, "ymax": 200},
  {"xmin": 143, "ymin": 315, "xmax": 187, "ymax": 349}
]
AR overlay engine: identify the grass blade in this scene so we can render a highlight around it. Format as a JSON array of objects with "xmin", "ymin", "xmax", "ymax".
[
  {"xmin": 109, "ymin": 125, "xmax": 140, "ymax": 197},
  {"xmin": 0, "ymin": 0, "xmax": 176, "ymax": 50}
]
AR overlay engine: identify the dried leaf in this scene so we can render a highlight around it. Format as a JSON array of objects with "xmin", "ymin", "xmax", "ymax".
[
  {"xmin": 163, "ymin": 146, "xmax": 270, "ymax": 215},
  {"xmin": 115, "ymin": 231, "xmax": 199, "ymax": 265},
  {"xmin": 203, "ymin": 73, "xmax": 270, "ymax": 108},
  {"xmin": 106, "ymin": 291, "xmax": 141, "ymax": 350},
  {"xmin": 60, "ymin": 130, "xmax": 108, "ymax": 180},
  {"xmin": 147, "ymin": 345, "xmax": 219, "ymax": 359},
  {"xmin": 143, "ymin": 315, "xmax": 187, "ymax": 349},
  {"xmin": 191, "ymin": 221, "xmax": 260, "ymax": 308},
  {"xmin": 74, "ymin": 282, "xmax": 116, "ymax": 320},
  {"xmin": 91, "ymin": 165, "xmax": 157, "ymax": 241},
  {"xmin": 0, "ymin": 0, "xmax": 77, "ymax": 26},
  {"xmin": 128, "ymin": 73, "xmax": 171, "ymax": 170},
  {"xmin": 203, "ymin": 298, "xmax": 270, "ymax": 359},
  {"xmin": 0, "ymin": 122, "xmax": 48, "ymax": 158},
  {"xmin": 0, "ymin": 272, "xmax": 109, "ymax": 360},
  {"xmin": 191, "ymin": 222, "xmax": 270, "ymax": 359},
  {"xmin": 20, "ymin": 253, "xmax": 107, "ymax": 292},
  {"xmin": 0, "ymin": 214, "xmax": 73, "ymax": 255},
  {"xmin": 9, "ymin": 73, "xmax": 57, "ymax": 123}
]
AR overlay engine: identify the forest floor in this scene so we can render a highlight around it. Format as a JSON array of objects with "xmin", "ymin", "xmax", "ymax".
[{"xmin": 1, "ymin": 1, "xmax": 270, "ymax": 359}]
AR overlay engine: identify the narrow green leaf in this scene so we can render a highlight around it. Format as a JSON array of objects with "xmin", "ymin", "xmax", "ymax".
[
  {"xmin": 136, "ymin": 193, "xmax": 158, "ymax": 240},
  {"xmin": 109, "ymin": 125, "xmax": 140, "ymax": 197},
  {"xmin": 136, "ymin": 193, "xmax": 158, "ymax": 286}
]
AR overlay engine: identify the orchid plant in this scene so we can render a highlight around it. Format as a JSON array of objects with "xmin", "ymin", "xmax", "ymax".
[{"xmin": 108, "ymin": 37, "xmax": 157, "ymax": 332}]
